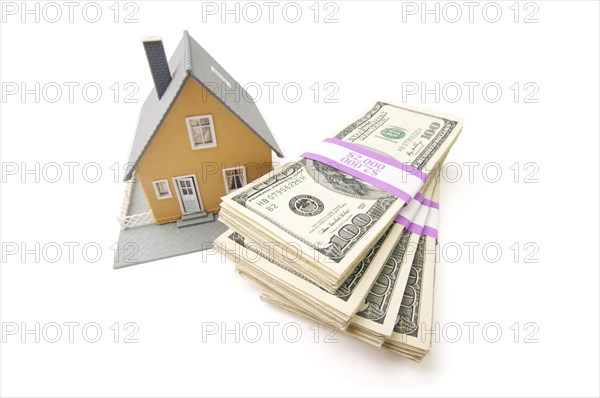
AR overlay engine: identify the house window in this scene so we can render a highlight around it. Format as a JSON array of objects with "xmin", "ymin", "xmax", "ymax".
[
  {"xmin": 223, "ymin": 166, "xmax": 247, "ymax": 193},
  {"xmin": 185, "ymin": 114, "xmax": 217, "ymax": 150},
  {"xmin": 153, "ymin": 179, "xmax": 172, "ymax": 199}
]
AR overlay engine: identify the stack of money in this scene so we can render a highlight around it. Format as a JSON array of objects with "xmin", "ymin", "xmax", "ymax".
[
  {"xmin": 381, "ymin": 199, "xmax": 439, "ymax": 362},
  {"xmin": 215, "ymin": 102, "xmax": 462, "ymax": 361},
  {"xmin": 257, "ymin": 177, "xmax": 440, "ymax": 361}
]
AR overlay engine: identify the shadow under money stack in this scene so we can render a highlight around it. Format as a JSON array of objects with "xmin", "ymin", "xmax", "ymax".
[{"xmin": 215, "ymin": 102, "xmax": 463, "ymax": 361}]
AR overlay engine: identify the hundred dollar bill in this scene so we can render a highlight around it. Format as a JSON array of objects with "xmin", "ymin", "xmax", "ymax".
[
  {"xmin": 257, "ymin": 178, "xmax": 440, "ymax": 347},
  {"xmin": 220, "ymin": 102, "xmax": 463, "ymax": 293},
  {"xmin": 346, "ymin": 180, "xmax": 438, "ymax": 346},
  {"xmin": 216, "ymin": 226, "xmax": 396, "ymax": 330},
  {"xmin": 382, "ymin": 183, "xmax": 441, "ymax": 361},
  {"xmin": 215, "ymin": 176, "xmax": 439, "ymax": 330}
]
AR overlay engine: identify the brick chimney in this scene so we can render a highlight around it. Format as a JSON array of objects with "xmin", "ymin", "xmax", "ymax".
[{"xmin": 142, "ymin": 37, "xmax": 172, "ymax": 99}]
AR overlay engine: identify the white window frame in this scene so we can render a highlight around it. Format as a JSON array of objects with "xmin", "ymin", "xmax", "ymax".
[
  {"xmin": 185, "ymin": 114, "xmax": 217, "ymax": 150},
  {"xmin": 223, "ymin": 166, "xmax": 248, "ymax": 194},
  {"xmin": 152, "ymin": 179, "xmax": 172, "ymax": 200}
]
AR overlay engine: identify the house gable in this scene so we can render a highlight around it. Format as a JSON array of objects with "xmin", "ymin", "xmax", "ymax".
[
  {"xmin": 124, "ymin": 31, "xmax": 283, "ymax": 182},
  {"xmin": 136, "ymin": 77, "xmax": 274, "ymax": 223}
]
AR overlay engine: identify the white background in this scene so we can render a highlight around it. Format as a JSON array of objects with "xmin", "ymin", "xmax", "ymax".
[{"xmin": 1, "ymin": 1, "xmax": 599, "ymax": 397}]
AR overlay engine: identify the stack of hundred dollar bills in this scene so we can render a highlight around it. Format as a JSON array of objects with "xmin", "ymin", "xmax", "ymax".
[{"xmin": 215, "ymin": 102, "xmax": 463, "ymax": 362}]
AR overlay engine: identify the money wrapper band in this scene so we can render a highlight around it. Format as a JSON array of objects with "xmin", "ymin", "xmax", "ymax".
[
  {"xmin": 422, "ymin": 202, "xmax": 439, "ymax": 239},
  {"xmin": 414, "ymin": 192, "xmax": 440, "ymax": 209},
  {"xmin": 396, "ymin": 194, "xmax": 439, "ymax": 239},
  {"xmin": 395, "ymin": 192, "xmax": 439, "ymax": 229},
  {"xmin": 406, "ymin": 210, "xmax": 439, "ymax": 239},
  {"xmin": 302, "ymin": 138, "xmax": 428, "ymax": 204}
]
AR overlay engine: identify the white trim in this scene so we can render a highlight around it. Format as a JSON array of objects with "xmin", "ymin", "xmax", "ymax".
[
  {"xmin": 152, "ymin": 179, "xmax": 173, "ymax": 200},
  {"xmin": 141, "ymin": 36, "xmax": 163, "ymax": 42},
  {"xmin": 222, "ymin": 166, "xmax": 248, "ymax": 194},
  {"xmin": 211, "ymin": 66, "xmax": 232, "ymax": 88},
  {"xmin": 185, "ymin": 114, "xmax": 217, "ymax": 150},
  {"xmin": 172, "ymin": 174, "xmax": 204, "ymax": 215}
]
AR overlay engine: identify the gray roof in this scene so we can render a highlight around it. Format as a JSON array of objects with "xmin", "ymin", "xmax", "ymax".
[{"xmin": 124, "ymin": 30, "xmax": 283, "ymax": 181}]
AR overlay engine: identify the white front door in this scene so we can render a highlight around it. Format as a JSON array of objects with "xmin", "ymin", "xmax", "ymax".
[{"xmin": 175, "ymin": 176, "xmax": 202, "ymax": 214}]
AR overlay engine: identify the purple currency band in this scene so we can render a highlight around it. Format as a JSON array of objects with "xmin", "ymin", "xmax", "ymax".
[
  {"xmin": 394, "ymin": 195, "xmax": 439, "ymax": 224},
  {"xmin": 322, "ymin": 138, "xmax": 428, "ymax": 182},
  {"xmin": 413, "ymin": 192, "xmax": 440, "ymax": 209},
  {"xmin": 302, "ymin": 152, "xmax": 414, "ymax": 203},
  {"xmin": 407, "ymin": 222, "xmax": 424, "ymax": 235},
  {"xmin": 395, "ymin": 215, "xmax": 412, "ymax": 229},
  {"xmin": 422, "ymin": 226, "xmax": 439, "ymax": 239},
  {"xmin": 402, "ymin": 222, "xmax": 438, "ymax": 238},
  {"xmin": 302, "ymin": 138, "xmax": 428, "ymax": 204}
]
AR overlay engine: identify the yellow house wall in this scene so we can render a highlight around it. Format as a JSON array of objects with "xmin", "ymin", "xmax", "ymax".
[{"xmin": 136, "ymin": 77, "xmax": 274, "ymax": 224}]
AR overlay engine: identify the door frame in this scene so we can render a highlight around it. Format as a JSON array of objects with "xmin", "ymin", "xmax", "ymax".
[{"xmin": 172, "ymin": 174, "xmax": 204, "ymax": 215}]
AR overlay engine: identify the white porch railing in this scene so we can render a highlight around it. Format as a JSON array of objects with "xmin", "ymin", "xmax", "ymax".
[
  {"xmin": 118, "ymin": 182, "xmax": 154, "ymax": 229},
  {"xmin": 120, "ymin": 211, "xmax": 154, "ymax": 229}
]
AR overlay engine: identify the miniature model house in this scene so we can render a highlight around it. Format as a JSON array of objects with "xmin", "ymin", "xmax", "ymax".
[{"xmin": 124, "ymin": 31, "xmax": 283, "ymax": 227}]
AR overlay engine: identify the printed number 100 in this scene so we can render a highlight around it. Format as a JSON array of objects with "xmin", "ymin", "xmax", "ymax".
[{"xmin": 329, "ymin": 214, "xmax": 372, "ymax": 250}]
